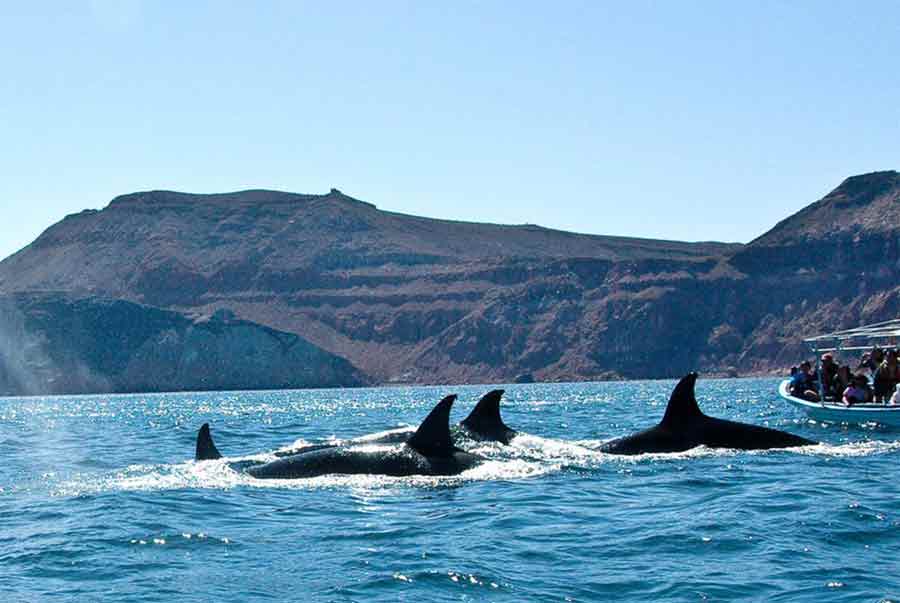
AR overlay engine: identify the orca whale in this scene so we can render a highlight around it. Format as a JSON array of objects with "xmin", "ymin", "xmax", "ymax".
[
  {"xmin": 195, "ymin": 423, "xmax": 222, "ymax": 460},
  {"xmin": 195, "ymin": 395, "xmax": 483, "ymax": 478},
  {"xmin": 598, "ymin": 373, "xmax": 816, "ymax": 455},
  {"xmin": 354, "ymin": 389, "xmax": 517, "ymax": 445},
  {"xmin": 458, "ymin": 389, "xmax": 517, "ymax": 443},
  {"xmin": 266, "ymin": 389, "xmax": 515, "ymax": 457}
]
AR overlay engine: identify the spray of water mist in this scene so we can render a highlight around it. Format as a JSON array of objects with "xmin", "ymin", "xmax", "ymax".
[
  {"xmin": 0, "ymin": 297, "xmax": 46, "ymax": 396},
  {"xmin": 0, "ymin": 295, "xmax": 110, "ymax": 396}
]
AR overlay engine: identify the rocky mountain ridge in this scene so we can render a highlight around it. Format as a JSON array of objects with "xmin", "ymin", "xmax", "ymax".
[{"xmin": 0, "ymin": 171, "xmax": 897, "ymax": 393}]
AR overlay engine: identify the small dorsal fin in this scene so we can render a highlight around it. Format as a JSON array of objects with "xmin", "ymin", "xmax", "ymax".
[
  {"xmin": 407, "ymin": 395, "xmax": 457, "ymax": 457},
  {"xmin": 660, "ymin": 373, "xmax": 703, "ymax": 426},
  {"xmin": 195, "ymin": 423, "xmax": 223, "ymax": 461},
  {"xmin": 461, "ymin": 389, "xmax": 510, "ymax": 435}
]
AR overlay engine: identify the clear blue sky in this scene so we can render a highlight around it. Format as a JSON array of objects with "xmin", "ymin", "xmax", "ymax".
[{"xmin": 1, "ymin": 1, "xmax": 898, "ymax": 260}]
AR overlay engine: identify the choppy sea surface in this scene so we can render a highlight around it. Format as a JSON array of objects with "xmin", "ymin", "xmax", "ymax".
[{"xmin": 1, "ymin": 378, "xmax": 899, "ymax": 602}]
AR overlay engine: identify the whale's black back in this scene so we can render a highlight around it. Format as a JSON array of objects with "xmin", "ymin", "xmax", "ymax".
[
  {"xmin": 244, "ymin": 394, "xmax": 482, "ymax": 479},
  {"xmin": 600, "ymin": 373, "xmax": 816, "ymax": 455}
]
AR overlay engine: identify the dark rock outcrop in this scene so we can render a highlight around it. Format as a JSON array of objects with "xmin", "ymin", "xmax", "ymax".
[{"xmin": 0, "ymin": 293, "xmax": 368, "ymax": 395}]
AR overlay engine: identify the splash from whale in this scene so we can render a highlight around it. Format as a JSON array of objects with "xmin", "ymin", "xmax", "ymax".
[{"xmin": 195, "ymin": 395, "xmax": 483, "ymax": 479}]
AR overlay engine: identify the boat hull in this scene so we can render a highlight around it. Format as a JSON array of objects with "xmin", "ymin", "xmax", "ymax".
[{"xmin": 778, "ymin": 380, "xmax": 900, "ymax": 427}]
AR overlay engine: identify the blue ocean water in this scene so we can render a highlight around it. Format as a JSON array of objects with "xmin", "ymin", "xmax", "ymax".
[{"xmin": 1, "ymin": 378, "xmax": 898, "ymax": 602}]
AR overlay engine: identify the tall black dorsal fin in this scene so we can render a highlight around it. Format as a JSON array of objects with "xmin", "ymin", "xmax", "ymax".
[
  {"xmin": 195, "ymin": 423, "xmax": 223, "ymax": 461},
  {"xmin": 660, "ymin": 373, "xmax": 703, "ymax": 426},
  {"xmin": 407, "ymin": 395, "xmax": 457, "ymax": 457},
  {"xmin": 461, "ymin": 390, "xmax": 510, "ymax": 435}
]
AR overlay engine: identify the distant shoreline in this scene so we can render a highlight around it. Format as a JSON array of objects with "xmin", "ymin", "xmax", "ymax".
[{"xmin": 0, "ymin": 371, "xmax": 792, "ymax": 399}]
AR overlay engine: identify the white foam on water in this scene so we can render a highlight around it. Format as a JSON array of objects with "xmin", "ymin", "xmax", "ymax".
[
  {"xmin": 574, "ymin": 436, "xmax": 900, "ymax": 461},
  {"xmin": 50, "ymin": 432, "xmax": 900, "ymax": 497},
  {"xmin": 503, "ymin": 433, "xmax": 606, "ymax": 462},
  {"xmin": 274, "ymin": 438, "xmax": 316, "ymax": 453},
  {"xmin": 796, "ymin": 439, "xmax": 900, "ymax": 457},
  {"xmin": 563, "ymin": 444, "xmax": 747, "ymax": 466},
  {"xmin": 275, "ymin": 426, "xmax": 415, "ymax": 453},
  {"xmin": 354, "ymin": 426, "xmax": 415, "ymax": 442},
  {"xmin": 52, "ymin": 451, "xmax": 559, "ymax": 496},
  {"xmin": 52, "ymin": 459, "xmax": 249, "ymax": 496}
]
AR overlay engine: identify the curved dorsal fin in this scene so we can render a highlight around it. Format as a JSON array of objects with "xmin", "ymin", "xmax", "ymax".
[
  {"xmin": 660, "ymin": 373, "xmax": 703, "ymax": 426},
  {"xmin": 195, "ymin": 423, "xmax": 223, "ymax": 461},
  {"xmin": 407, "ymin": 395, "xmax": 457, "ymax": 457},
  {"xmin": 461, "ymin": 389, "xmax": 509, "ymax": 434}
]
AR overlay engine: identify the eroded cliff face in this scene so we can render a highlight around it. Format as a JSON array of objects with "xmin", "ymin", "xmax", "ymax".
[
  {"xmin": 719, "ymin": 171, "xmax": 900, "ymax": 371},
  {"xmin": 0, "ymin": 294, "xmax": 368, "ymax": 395},
  {"xmin": 0, "ymin": 172, "xmax": 896, "ymax": 391}
]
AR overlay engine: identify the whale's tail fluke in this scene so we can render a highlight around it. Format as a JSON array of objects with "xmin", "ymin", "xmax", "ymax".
[
  {"xmin": 407, "ymin": 395, "xmax": 457, "ymax": 457},
  {"xmin": 460, "ymin": 389, "xmax": 516, "ymax": 443},
  {"xmin": 196, "ymin": 423, "xmax": 223, "ymax": 461}
]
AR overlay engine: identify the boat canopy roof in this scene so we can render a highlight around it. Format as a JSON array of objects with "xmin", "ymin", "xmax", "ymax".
[{"xmin": 804, "ymin": 318, "xmax": 900, "ymax": 352}]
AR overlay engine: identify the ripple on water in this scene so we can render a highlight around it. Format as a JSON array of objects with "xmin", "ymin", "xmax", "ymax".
[{"xmin": 2, "ymin": 379, "xmax": 900, "ymax": 603}]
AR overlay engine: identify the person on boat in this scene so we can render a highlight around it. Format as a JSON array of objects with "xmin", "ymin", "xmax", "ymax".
[
  {"xmin": 891, "ymin": 383, "xmax": 900, "ymax": 406},
  {"xmin": 873, "ymin": 349, "xmax": 900, "ymax": 403},
  {"xmin": 858, "ymin": 348, "xmax": 884, "ymax": 378},
  {"xmin": 790, "ymin": 361, "xmax": 820, "ymax": 402},
  {"xmin": 833, "ymin": 364, "xmax": 851, "ymax": 398},
  {"xmin": 820, "ymin": 353, "xmax": 840, "ymax": 400},
  {"xmin": 857, "ymin": 352, "xmax": 873, "ymax": 376},
  {"xmin": 843, "ymin": 374, "xmax": 871, "ymax": 406}
]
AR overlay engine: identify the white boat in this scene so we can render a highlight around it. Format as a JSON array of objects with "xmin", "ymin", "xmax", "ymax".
[
  {"xmin": 779, "ymin": 318, "xmax": 900, "ymax": 426},
  {"xmin": 778, "ymin": 380, "xmax": 900, "ymax": 426}
]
